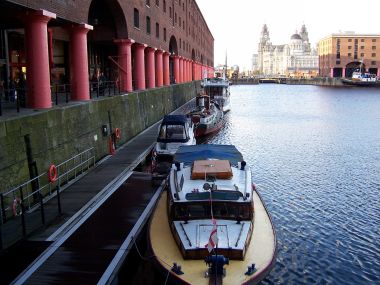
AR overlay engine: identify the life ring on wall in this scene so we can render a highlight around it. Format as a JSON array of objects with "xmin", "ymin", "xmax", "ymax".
[
  {"xmin": 115, "ymin": 128, "xmax": 121, "ymax": 139},
  {"xmin": 12, "ymin": 197, "xmax": 22, "ymax": 216},
  {"xmin": 48, "ymin": 164, "xmax": 58, "ymax": 182}
]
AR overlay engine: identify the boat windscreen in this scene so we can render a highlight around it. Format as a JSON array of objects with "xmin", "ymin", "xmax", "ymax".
[
  {"xmin": 185, "ymin": 191, "xmax": 242, "ymax": 201},
  {"xmin": 157, "ymin": 124, "xmax": 189, "ymax": 143}
]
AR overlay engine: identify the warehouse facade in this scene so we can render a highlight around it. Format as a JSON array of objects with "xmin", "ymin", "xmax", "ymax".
[{"xmin": 0, "ymin": 0, "xmax": 214, "ymax": 108}]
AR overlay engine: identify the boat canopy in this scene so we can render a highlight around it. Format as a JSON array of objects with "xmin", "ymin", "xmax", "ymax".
[
  {"xmin": 157, "ymin": 115, "xmax": 191, "ymax": 143},
  {"xmin": 161, "ymin": 114, "xmax": 189, "ymax": 125},
  {"xmin": 174, "ymin": 144, "xmax": 243, "ymax": 165}
]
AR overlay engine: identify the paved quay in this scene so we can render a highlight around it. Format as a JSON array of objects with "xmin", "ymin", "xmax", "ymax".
[{"xmin": 0, "ymin": 100, "xmax": 195, "ymax": 284}]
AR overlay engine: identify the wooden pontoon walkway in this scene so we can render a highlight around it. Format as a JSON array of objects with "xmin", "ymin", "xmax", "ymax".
[
  {"xmin": 13, "ymin": 172, "xmax": 163, "ymax": 285},
  {"xmin": 4, "ymin": 101, "xmax": 195, "ymax": 285}
]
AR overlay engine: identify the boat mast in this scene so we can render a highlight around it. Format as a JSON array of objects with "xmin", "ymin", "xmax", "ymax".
[
  {"xmin": 223, "ymin": 50, "xmax": 227, "ymax": 80},
  {"xmin": 360, "ymin": 58, "xmax": 364, "ymax": 74}
]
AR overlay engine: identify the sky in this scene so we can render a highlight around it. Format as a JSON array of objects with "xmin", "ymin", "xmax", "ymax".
[{"xmin": 196, "ymin": 0, "xmax": 380, "ymax": 70}]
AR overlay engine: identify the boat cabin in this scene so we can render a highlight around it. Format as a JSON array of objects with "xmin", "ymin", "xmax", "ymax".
[
  {"xmin": 167, "ymin": 145, "xmax": 254, "ymax": 260},
  {"xmin": 157, "ymin": 115, "xmax": 192, "ymax": 143},
  {"xmin": 153, "ymin": 115, "xmax": 195, "ymax": 174}
]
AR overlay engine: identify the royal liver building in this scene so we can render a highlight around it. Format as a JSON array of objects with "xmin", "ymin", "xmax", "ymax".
[{"xmin": 257, "ymin": 24, "xmax": 318, "ymax": 77}]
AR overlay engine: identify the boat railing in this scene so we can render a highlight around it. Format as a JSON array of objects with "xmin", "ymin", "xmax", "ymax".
[
  {"xmin": 180, "ymin": 222, "xmax": 192, "ymax": 246},
  {"xmin": 173, "ymin": 169, "xmax": 181, "ymax": 200},
  {"xmin": 0, "ymin": 148, "xmax": 96, "ymax": 227},
  {"xmin": 235, "ymin": 223, "xmax": 245, "ymax": 247},
  {"xmin": 243, "ymin": 168, "xmax": 249, "ymax": 200}
]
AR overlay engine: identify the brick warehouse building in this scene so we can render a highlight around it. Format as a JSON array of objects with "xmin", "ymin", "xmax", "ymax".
[
  {"xmin": 0, "ymin": 0, "xmax": 214, "ymax": 109},
  {"xmin": 318, "ymin": 33, "xmax": 380, "ymax": 78}
]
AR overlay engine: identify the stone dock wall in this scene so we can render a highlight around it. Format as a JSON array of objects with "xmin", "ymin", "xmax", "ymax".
[
  {"xmin": 284, "ymin": 77, "xmax": 345, "ymax": 86},
  {"xmin": 0, "ymin": 82, "xmax": 199, "ymax": 192}
]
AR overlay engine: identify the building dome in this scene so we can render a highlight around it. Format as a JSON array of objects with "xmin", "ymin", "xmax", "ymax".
[
  {"xmin": 232, "ymin": 65, "xmax": 239, "ymax": 71},
  {"xmin": 290, "ymin": 33, "xmax": 302, "ymax": 40}
]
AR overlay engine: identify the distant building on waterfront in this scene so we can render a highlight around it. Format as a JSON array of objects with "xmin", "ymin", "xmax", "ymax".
[
  {"xmin": 257, "ymin": 24, "xmax": 318, "ymax": 77},
  {"xmin": 0, "ymin": 0, "xmax": 214, "ymax": 109},
  {"xmin": 317, "ymin": 32, "xmax": 380, "ymax": 78},
  {"xmin": 251, "ymin": 54, "xmax": 259, "ymax": 74}
]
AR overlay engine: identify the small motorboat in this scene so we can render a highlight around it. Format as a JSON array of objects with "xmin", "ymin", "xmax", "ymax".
[
  {"xmin": 201, "ymin": 77, "xmax": 231, "ymax": 113},
  {"xmin": 201, "ymin": 56, "xmax": 231, "ymax": 113},
  {"xmin": 149, "ymin": 144, "xmax": 277, "ymax": 285},
  {"xmin": 152, "ymin": 115, "xmax": 195, "ymax": 180},
  {"xmin": 188, "ymin": 94, "xmax": 224, "ymax": 138}
]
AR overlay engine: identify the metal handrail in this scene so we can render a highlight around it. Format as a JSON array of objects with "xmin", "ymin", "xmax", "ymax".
[
  {"xmin": 0, "ymin": 147, "xmax": 95, "ymax": 224},
  {"xmin": 0, "ymin": 81, "xmax": 122, "ymax": 116}
]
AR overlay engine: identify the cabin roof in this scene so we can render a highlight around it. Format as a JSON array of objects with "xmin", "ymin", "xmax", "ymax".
[
  {"xmin": 174, "ymin": 145, "xmax": 243, "ymax": 166},
  {"xmin": 162, "ymin": 114, "xmax": 189, "ymax": 125}
]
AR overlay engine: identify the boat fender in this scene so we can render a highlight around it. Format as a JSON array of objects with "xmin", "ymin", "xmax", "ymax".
[
  {"xmin": 115, "ymin": 128, "xmax": 121, "ymax": 139},
  {"xmin": 252, "ymin": 183, "xmax": 256, "ymax": 191},
  {"xmin": 48, "ymin": 164, "xmax": 58, "ymax": 183},
  {"xmin": 12, "ymin": 197, "xmax": 22, "ymax": 216},
  {"xmin": 240, "ymin": 161, "xmax": 246, "ymax": 170}
]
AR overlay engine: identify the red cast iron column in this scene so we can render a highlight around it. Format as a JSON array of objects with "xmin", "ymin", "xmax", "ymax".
[
  {"xmin": 163, "ymin": 51, "xmax": 170, "ymax": 85},
  {"xmin": 184, "ymin": 59, "xmax": 188, "ymax": 82},
  {"xmin": 69, "ymin": 23, "xmax": 93, "ymax": 101},
  {"xmin": 173, "ymin": 55, "xmax": 180, "ymax": 84},
  {"xmin": 155, "ymin": 49, "xmax": 164, "ymax": 87},
  {"xmin": 24, "ymin": 9, "xmax": 56, "ymax": 108},
  {"xmin": 179, "ymin": 57, "xmax": 184, "ymax": 83},
  {"xmin": 114, "ymin": 39, "xmax": 134, "ymax": 92},
  {"xmin": 134, "ymin": 43, "xmax": 147, "ymax": 90},
  {"xmin": 146, "ymin": 47, "xmax": 156, "ymax": 89},
  {"xmin": 192, "ymin": 61, "xmax": 195, "ymax": 81}
]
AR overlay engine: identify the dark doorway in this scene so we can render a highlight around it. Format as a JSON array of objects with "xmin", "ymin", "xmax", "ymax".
[
  {"xmin": 333, "ymin": 67, "xmax": 342, "ymax": 78},
  {"xmin": 368, "ymin": 68, "xmax": 378, "ymax": 75},
  {"xmin": 88, "ymin": 0, "xmax": 128, "ymax": 83},
  {"xmin": 345, "ymin": 61, "xmax": 365, "ymax": 78},
  {"xmin": 169, "ymin": 36, "xmax": 178, "ymax": 84}
]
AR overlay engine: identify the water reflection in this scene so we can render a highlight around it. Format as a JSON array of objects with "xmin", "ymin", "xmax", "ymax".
[{"xmin": 205, "ymin": 85, "xmax": 380, "ymax": 284}]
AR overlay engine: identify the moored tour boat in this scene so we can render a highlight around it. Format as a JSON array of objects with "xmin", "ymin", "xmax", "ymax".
[
  {"xmin": 152, "ymin": 115, "xmax": 195, "ymax": 178},
  {"xmin": 201, "ymin": 76, "xmax": 231, "ymax": 113},
  {"xmin": 341, "ymin": 71, "xmax": 380, "ymax": 86},
  {"xmin": 188, "ymin": 95, "xmax": 224, "ymax": 138},
  {"xmin": 149, "ymin": 144, "xmax": 277, "ymax": 284},
  {"xmin": 341, "ymin": 61, "xmax": 380, "ymax": 87}
]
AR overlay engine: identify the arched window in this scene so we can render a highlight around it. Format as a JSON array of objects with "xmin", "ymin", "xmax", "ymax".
[
  {"xmin": 146, "ymin": 16, "xmax": 151, "ymax": 34},
  {"xmin": 134, "ymin": 8, "xmax": 139, "ymax": 28}
]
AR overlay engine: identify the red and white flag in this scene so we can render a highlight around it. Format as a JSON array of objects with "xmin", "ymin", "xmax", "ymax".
[{"xmin": 205, "ymin": 219, "xmax": 218, "ymax": 253}]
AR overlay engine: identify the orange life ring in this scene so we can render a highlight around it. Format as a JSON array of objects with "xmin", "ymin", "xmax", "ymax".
[
  {"xmin": 115, "ymin": 128, "xmax": 121, "ymax": 139},
  {"xmin": 48, "ymin": 164, "xmax": 57, "ymax": 182},
  {"xmin": 12, "ymin": 198, "xmax": 22, "ymax": 216}
]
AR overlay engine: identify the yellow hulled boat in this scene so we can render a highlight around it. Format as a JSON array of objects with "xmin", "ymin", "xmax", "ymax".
[{"xmin": 149, "ymin": 144, "xmax": 277, "ymax": 284}]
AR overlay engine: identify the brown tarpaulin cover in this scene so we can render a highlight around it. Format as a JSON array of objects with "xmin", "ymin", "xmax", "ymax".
[{"xmin": 191, "ymin": 160, "xmax": 233, "ymax": 180}]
